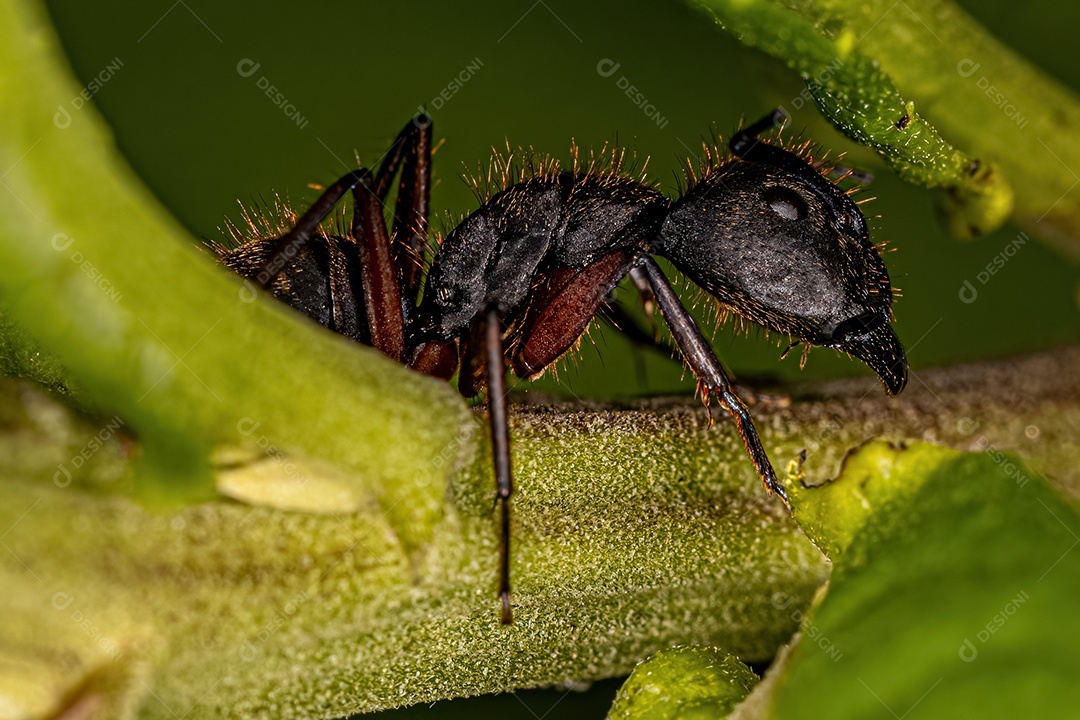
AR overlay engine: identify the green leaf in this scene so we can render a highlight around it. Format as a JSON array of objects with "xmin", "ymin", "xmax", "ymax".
[
  {"xmin": 3, "ymin": 0, "xmax": 1080, "ymax": 716},
  {"xmin": 607, "ymin": 646, "xmax": 759, "ymax": 719},
  {"xmin": 691, "ymin": 0, "xmax": 1080, "ymax": 249},
  {"xmin": 768, "ymin": 443, "xmax": 1080, "ymax": 717}
]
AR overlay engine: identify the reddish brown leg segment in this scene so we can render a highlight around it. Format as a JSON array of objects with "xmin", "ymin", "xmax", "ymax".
[
  {"xmin": 351, "ymin": 180, "xmax": 405, "ymax": 362},
  {"xmin": 375, "ymin": 117, "xmax": 432, "ymax": 300},
  {"xmin": 252, "ymin": 169, "xmax": 408, "ymax": 362},
  {"xmin": 511, "ymin": 250, "xmax": 639, "ymax": 377}
]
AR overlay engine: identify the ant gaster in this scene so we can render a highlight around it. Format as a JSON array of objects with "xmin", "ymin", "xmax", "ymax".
[{"xmin": 219, "ymin": 110, "xmax": 907, "ymax": 625}]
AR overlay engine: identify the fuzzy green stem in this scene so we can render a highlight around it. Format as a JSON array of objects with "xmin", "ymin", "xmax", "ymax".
[
  {"xmin": 693, "ymin": 0, "xmax": 1080, "ymax": 250},
  {"xmin": 2, "ymin": 347, "xmax": 1077, "ymax": 718}
]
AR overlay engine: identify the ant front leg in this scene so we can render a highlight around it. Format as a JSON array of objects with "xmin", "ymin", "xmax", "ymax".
[
  {"xmin": 476, "ymin": 307, "xmax": 514, "ymax": 624},
  {"xmin": 250, "ymin": 116, "xmax": 438, "ymax": 360},
  {"xmin": 632, "ymin": 257, "xmax": 786, "ymax": 504}
]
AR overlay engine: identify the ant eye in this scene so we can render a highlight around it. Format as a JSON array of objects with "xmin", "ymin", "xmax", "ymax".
[{"xmin": 764, "ymin": 187, "xmax": 807, "ymax": 221}]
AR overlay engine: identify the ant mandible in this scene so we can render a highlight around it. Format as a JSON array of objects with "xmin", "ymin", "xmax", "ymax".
[{"xmin": 219, "ymin": 109, "xmax": 907, "ymax": 625}]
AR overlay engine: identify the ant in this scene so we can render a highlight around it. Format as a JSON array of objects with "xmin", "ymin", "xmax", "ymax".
[{"xmin": 218, "ymin": 109, "xmax": 907, "ymax": 625}]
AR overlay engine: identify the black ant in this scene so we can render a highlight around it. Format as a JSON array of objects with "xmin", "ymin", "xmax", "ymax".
[{"xmin": 218, "ymin": 109, "xmax": 907, "ymax": 625}]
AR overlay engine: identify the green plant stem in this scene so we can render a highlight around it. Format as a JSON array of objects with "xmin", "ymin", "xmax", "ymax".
[
  {"xmin": 3, "ymin": 0, "xmax": 1080, "ymax": 716},
  {"xmin": 693, "ymin": 0, "xmax": 1080, "ymax": 252},
  {"xmin": 2, "ymin": 347, "xmax": 1077, "ymax": 719},
  {"xmin": 0, "ymin": 0, "xmax": 470, "ymax": 542}
]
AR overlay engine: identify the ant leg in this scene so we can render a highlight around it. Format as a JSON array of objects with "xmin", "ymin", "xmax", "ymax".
[
  {"xmin": 374, "ymin": 115, "xmax": 433, "ymax": 301},
  {"xmin": 628, "ymin": 263, "xmax": 657, "ymax": 318},
  {"xmin": 253, "ymin": 170, "xmax": 367, "ymax": 290},
  {"xmin": 350, "ymin": 175, "xmax": 407, "ymax": 361},
  {"xmin": 508, "ymin": 250, "xmax": 638, "ymax": 378},
  {"xmin": 731, "ymin": 109, "xmax": 873, "ymax": 185},
  {"xmin": 253, "ymin": 169, "xmax": 406, "ymax": 361},
  {"xmin": 633, "ymin": 258, "xmax": 786, "ymax": 503},
  {"xmin": 599, "ymin": 302, "xmax": 664, "ymax": 355},
  {"xmin": 479, "ymin": 307, "xmax": 514, "ymax": 624}
]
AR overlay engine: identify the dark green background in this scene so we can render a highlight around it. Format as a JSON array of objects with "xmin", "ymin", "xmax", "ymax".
[{"xmin": 40, "ymin": 1, "xmax": 1080, "ymax": 717}]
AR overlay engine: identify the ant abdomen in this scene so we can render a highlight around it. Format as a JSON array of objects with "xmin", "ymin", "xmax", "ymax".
[{"xmin": 220, "ymin": 237, "xmax": 334, "ymax": 330}]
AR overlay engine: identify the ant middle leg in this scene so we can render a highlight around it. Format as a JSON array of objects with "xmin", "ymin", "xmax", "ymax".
[
  {"xmin": 472, "ymin": 250, "xmax": 640, "ymax": 624},
  {"xmin": 374, "ymin": 115, "xmax": 433, "ymax": 302}
]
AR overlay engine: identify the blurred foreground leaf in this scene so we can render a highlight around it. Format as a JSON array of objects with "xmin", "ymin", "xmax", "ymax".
[
  {"xmin": 758, "ymin": 444, "xmax": 1080, "ymax": 718},
  {"xmin": 0, "ymin": 0, "xmax": 469, "ymax": 532},
  {"xmin": 610, "ymin": 444, "xmax": 1080, "ymax": 718}
]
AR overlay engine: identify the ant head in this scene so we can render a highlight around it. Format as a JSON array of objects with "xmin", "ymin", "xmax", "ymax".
[{"xmin": 655, "ymin": 142, "xmax": 907, "ymax": 395}]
